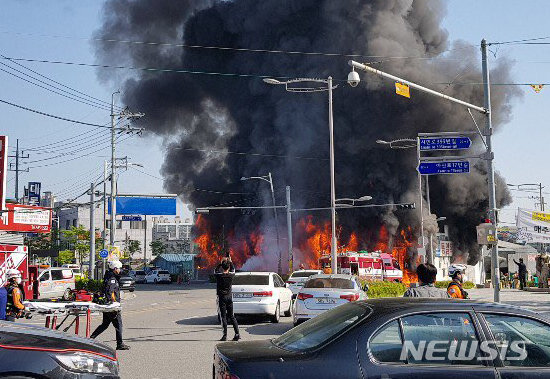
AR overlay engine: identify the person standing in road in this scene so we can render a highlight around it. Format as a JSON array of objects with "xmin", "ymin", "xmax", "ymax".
[
  {"xmin": 513, "ymin": 258, "xmax": 527, "ymax": 290},
  {"xmin": 214, "ymin": 257, "xmax": 240, "ymax": 341},
  {"xmin": 0, "ymin": 283, "xmax": 7, "ymax": 321},
  {"xmin": 447, "ymin": 264, "xmax": 469, "ymax": 299},
  {"xmin": 90, "ymin": 260, "xmax": 130, "ymax": 350},
  {"xmin": 5, "ymin": 269, "xmax": 25, "ymax": 321},
  {"xmin": 403, "ymin": 263, "xmax": 450, "ymax": 298}
]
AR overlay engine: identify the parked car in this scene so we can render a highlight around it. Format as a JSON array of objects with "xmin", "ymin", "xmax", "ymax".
[
  {"xmin": 285, "ymin": 269, "xmax": 323, "ymax": 298},
  {"xmin": 0, "ymin": 320, "xmax": 119, "ymax": 378},
  {"xmin": 145, "ymin": 269, "xmax": 171, "ymax": 284},
  {"xmin": 293, "ymin": 274, "xmax": 367, "ymax": 326},
  {"xmin": 214, "ymin": 298, "xmax": 550, "ymax": 379},
  {"xmin": 38, "ymin": 267, "xmax": 76, "ymax": 300},
  {"xmin": 119, "ymin": 271, "xmax": 136, "ymax": 292},
  {"xmin": 132, "ymin": 270, "xmax": 146, "ymax": 283},
  {"xmin": 229, "ymin": 272, "xmax": 293, "ymax": 323}
]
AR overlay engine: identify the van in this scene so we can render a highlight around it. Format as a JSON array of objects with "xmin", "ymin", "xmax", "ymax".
[
  {"xmin": 38, "ymin": 267, "xmax": 76, "ymax": 300},
  {"xmin": 62, "ymin": 264, "xmax": 83, "ymax": 278}
]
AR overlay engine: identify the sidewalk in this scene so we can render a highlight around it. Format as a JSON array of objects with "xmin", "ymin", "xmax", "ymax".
[{"xmin": 468, "ymin": 288, "xmax": 550, "ymax": 316}]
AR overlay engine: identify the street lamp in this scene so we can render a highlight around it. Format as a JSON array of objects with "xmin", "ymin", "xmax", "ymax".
[
  {"xmin": 335, "ymin": 195, "xmax": 373, "ymax": 206},
  {"xmin": 241, "ymin": 173, "xmax": 282, "ymax": 274},
  {"xmin": 264, "ymin": 76, "xmax": 340, "ymax": 273},
  {"xmin": 507, "ymin": 183, "xmax": 545, "ymax": 211}
]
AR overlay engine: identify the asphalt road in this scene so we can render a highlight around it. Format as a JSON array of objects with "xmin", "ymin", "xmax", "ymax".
[{"xmin": 20, "ymin": 284, "xmax": 550, "ymax": 379}]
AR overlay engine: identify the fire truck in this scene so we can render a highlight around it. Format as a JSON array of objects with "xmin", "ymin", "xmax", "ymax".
[
  {"xmin": 319, "ymin": 251, "xmax": 403, "ymax": 282},
  {"xmin": 0, "ymin": 244, "xmax": 38, "ymax": 299}
]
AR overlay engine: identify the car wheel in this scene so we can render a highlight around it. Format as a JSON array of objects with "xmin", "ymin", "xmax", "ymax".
[
  {"xmin": 284, "ymin": 301, "xmax": 292, "ymax": 317},
  {"xmin": 270, "ymin": 302, "xmax": 280, "ymax": 323},
  {"xmin": 130, "ymin": 289, "xmax": 135, "ymax": 292},
  {"xmin": 62, "ymin": 288, "xmax": 73, "ymax": 301}
]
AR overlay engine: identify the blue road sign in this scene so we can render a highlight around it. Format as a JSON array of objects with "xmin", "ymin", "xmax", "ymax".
[
  {"xmin": 418, "ymin": 161, "xmax": 470, "ymax": 175},
  {"xmin": 122, "ymin": 215, "xmax": 143, "ymax": 222},
  {"xmin": 419, "ymin": 137, "xmax": 471, "ymax": 151},
  {"xmin": 99, "ymin": 249, "xmax": 109, "ymax": 259}
]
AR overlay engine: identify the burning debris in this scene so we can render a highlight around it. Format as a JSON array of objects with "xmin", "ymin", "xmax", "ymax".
[{"xmin": 95, "ymin": 0, "xmax": 520, "ymax": 271}]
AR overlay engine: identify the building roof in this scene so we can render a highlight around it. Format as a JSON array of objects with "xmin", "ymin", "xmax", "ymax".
[
  {"xmin": 498, "ymin": 240, "xmax": 538, "ymax": 254},
  {"xmin": 156, "ymin": 253, "xmax": 195, "ymax": 262}
]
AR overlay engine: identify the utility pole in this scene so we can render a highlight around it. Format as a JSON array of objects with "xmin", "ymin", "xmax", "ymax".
[
  {"xmin": 416, "ymin": 136, "xmax": 425, "ymax": 258},
  {"xmin": 481, "ymin": 39, "xmax": 500, "ymax": 302},
  {"xmin": 328, "ymin": 76, "xmax": 338, "ymax": 275},
  {"xmin": 8, "ymin": 139, "xmax": 29, "ymax": 202},
  {"xmin": 286, "ymin": 186, "xmax": 293, "ymax": 273},
  {"xmin": 540, "ymin": 183, "xmax": 545, "ymax": 212},
  {"xmin": 89, "ymin": 183, "xmax": 96, "ymax": 279},
  {"xmin": 268, "ymin": 172, "xmax": 282, "ymax": 274}
]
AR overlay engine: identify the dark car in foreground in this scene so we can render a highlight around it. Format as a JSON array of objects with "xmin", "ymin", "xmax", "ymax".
[
  {"xmin": 119, "ymin": 271, "xmax": 136, "ymax": 292},
  {"xmin": 0, "ymin": 321, "xmax": 119, "ymax": 378},
  {"xmin": 214, "ymin": 298, "xmax": 550, "ymax": 379}
]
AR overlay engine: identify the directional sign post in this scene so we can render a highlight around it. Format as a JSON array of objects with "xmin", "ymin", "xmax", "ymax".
[
  {"xmin": 122, "ymin": 215, "xmax": 143, "ymax": 222},
  {"xmin": 418, "ymin": 161, "xmax": 470, "ymax": 175},
  {"xmin": 99, "ymin": 249, "xmax": 109, "ymax": 259},
  {"xmin": 419, "ymin": 137, "xmax": 471, "ymax": 151}
]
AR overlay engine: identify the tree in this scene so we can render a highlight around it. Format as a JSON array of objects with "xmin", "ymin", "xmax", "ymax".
[
  {"xmin": 57, "ymin": 250, "xmax": 75, "ymax": 265},
  {"xmin": 150, "ymin": 240, "xmax": 166, "ymax": 256},
  {"xmin": 127, "ymin": 240, "xmax": 141, "ymax": 258},
  {"xmin": 61, "ymin": 225, "xmax": 104, "ymax": 265}
]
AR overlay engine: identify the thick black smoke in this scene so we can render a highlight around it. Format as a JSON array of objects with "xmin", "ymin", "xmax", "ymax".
[{"xmin": 95, "ymin": 0, "xmax": 519, "ymax": 267}]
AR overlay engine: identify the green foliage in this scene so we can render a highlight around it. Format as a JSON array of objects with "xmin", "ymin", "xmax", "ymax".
[
  {"xmin": 61, "ymin": 225, "xmax": 104, "ymax": 263},
  {"xmin": 434, "ymin": 281, "xmax": 476, "ymax": 289},
  {"xmin": 57, "ymin": 250, "xmax": 75, "ymax": 265},
  {"xmin": 150, "ymin": 240, "xmax": 166, "ymax": 256},
  {"xmin": 76, "ymin": 278, "xmax": 104, "ymax": 293},
  {"xmin": 361, "ymin": 280, "xmax": 407, "ymax": 298}
]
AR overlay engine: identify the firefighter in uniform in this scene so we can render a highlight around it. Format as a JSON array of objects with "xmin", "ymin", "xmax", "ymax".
[
  {"xmin": 90, "ymin": 260, "xmax": 130, "ymax": 350},
  {"xmin": 447, "ymin": 264, "xmax": 469, "ymax": 299},
  {"xmin": 5, "ymin": 269, "xmax": 25, "ymax": 321}
]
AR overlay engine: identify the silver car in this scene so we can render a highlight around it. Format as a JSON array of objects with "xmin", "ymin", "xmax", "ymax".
[{"xmin": 293, "ymin": 274, "xmax": 368, "ymax": 326}]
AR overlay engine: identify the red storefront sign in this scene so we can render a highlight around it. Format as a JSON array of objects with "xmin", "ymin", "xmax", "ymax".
[{"xmin": 0, "ymin": 203, "xmax": 52, "ymax": 233}]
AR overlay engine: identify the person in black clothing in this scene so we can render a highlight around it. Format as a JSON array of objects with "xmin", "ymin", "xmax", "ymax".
[
  {"xmin": 513, "ymin": 258, "xmax": 527, "ymax": 290},
  {"xmin": 90, "ymin": 260, "xmax": 130, "ymax": 350},
  {"xmin": 215, "ymin": 257, "xmax": 240, "ymax": 341}
]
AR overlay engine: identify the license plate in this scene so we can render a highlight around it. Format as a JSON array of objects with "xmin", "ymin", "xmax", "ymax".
[
  {"xmin": 316, "ymin": 298, "xmax": 336, "ymax": 304},
  {"xmin": 233, "ymin": 293, "xmax": 252, "ymax": 298}
]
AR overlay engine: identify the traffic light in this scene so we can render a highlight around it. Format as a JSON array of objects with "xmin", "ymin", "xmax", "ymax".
[{"xmin": 397, "ymin": 203, "xmax": 416, "ymax": 209}]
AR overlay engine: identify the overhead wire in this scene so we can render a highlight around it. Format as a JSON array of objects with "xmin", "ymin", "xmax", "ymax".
[
  {"xmin": 0, "ymin": 53, "xmax": 124, "ymax": 112},
  {"xmin": 173, "ymin": 146, "xmax": 328, "ymax": 161},
  {"xmin": 25, "ymin": 134, "xmax": 114, "ymax": 163}
]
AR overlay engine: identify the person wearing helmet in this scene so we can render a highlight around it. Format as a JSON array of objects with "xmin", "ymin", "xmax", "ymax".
[
  {"xmin": 90, "ymin": 260, "xmax": 130, "ymax": 350},
  {"xmin": 447, "ymin": 264, "xmax": 469, "ymax": 299},
  {"xmin": 5, "ymin": 269, "xmax": 25, "ymax": 321}
]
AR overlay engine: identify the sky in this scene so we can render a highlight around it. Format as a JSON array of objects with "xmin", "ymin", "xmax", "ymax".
[{"xmin": 1, "ymin": 0, "xmax": 549, "ymax": 224}]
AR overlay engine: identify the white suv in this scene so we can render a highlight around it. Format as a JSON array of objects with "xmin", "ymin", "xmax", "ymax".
[{"xmin": 145, "ymin": 270, "xmax": 171, "ymax": 284}]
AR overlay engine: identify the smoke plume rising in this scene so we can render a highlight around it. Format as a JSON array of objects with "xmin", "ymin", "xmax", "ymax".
[{"xmin": 95, "ymin": 0, "xmax": 520, "ymax": 268}]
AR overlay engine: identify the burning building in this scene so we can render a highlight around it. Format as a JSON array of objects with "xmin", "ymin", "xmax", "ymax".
[{"xmin": 94, "ymin": 0, "xmax": 518, "ymax": 275}]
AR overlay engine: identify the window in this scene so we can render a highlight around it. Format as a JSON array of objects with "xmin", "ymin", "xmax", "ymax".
[
  {"xmin": 72, "ymin": 219, "xmax": 77, "ymax": 227},
  {"xmin": 51, "ymin": 270, "xmax": 65, "ymax": 280},
  {"xmin": 273, "ymin": 275, "xmax": 285, "ymax": 287},
  {"xmin": 65, "ymin": 220, "xmax": 70, "ymax": 229},
  {"xmin": 304, "ymin": 278, "xmax": 354, "ymax": 289},
  {"xmin": 130, "ymin": 221, "xmax": 142, "ymax": 229},
  {"xmin": 400, "ymin": 313, "xmax": 481, "ymax": 365},
  {"xmin": 370, "ymin": 320, "xmax": 404, "ymax": 363},
  {"xmin": 39, "ymin": 272, "xmax": 50, "ymax": 281},
  {"xmin": 232, "ymin": 275, "xmax": 270, "ymax": 285},
  {"xmin": 484, "ymin": 314, "xmax": 550, "ymax": 367},
  {"xmin": 290, "ymin": 271, "xmax": 320, "ymax": 278},
  {"xmin": 273, "ymin": 302, "xmax": 370, "ymax": 352},
  {"xmin": 116, "ymin": 220, "xmax": 122, "ymax": 229}
]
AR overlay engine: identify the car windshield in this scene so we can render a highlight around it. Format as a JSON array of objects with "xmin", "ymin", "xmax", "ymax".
[
  {"xmin": 290, "ymin": 271, "xmax": 319, "ymax": 278},
  {"xmin": 273, "ymin": 302, "xmax": 370, "ymax": 352},
  {"xmin": 159, "ymin": 270, "xmax": 170, "ymax": 275},
  {"xmin": 233, "ymin": 275, "xmax": 270, "ymax": 285},
  {"xmin": 304, "ymin": 278, "xmax": 354, "ymax": 289}
]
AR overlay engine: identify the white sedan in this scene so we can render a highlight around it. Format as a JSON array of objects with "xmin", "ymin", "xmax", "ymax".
[
  {"xmin": 231, "ymin": 272, "xmax": 293, "ymax": 323},
  {"xmin": 293, "ymin": 274, "xmax": 368, "ymax": 326},
  {"xmin": 144, "ymin": 269, "xmax": 171, "ymax": 284},
  {"xmin": 285, "ymin": 269, "xmax": 323, "ymax": 298}
]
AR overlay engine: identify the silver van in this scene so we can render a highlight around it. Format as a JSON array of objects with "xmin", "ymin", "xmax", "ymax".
[{"xmin": 38, "ymin": 267, "xmax": 76, "ymax": 300}]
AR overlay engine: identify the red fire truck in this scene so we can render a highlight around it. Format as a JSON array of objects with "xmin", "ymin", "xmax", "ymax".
[
  {"xmin": 319, "ymin": 251, "xmax": 403, "ymax": 282},
  {"xmin": 0, "ymin": 244, "xmax": 38, "ymax": 299}
]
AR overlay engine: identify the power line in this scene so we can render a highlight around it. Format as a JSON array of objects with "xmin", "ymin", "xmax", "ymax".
[
  {"xmin": 0, "ymin": 53, "xmax": 124, "ymax": 112},
  {"xmin": 25, "ymin": 134, "xmax": 113, "ymax": 164},
  {"xmin": 173, "ymin": 146, "xmax": 328, "ymax": 161},
  {"xmin": 0, "ymin": 98, "xmax": 115, "ymax": 129},
  {"xmin": 0, "ymin": 62, "xmax": 112, "ymax": 111},
  {"xmin": 489, "ymin": 36, "xmax": 550, "ymax": 45},
  {"xmin": 24, "ymin": 129, "xmax": 107, "ymax": 153}
]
